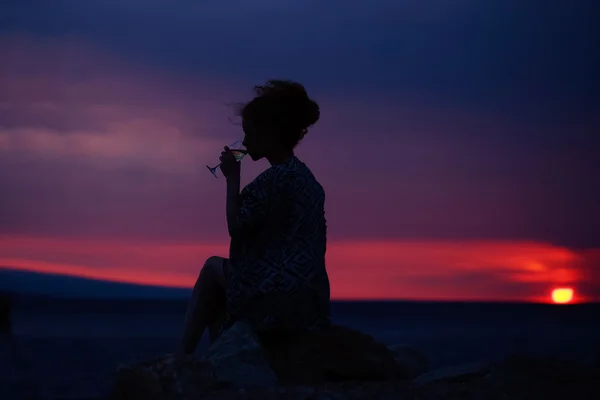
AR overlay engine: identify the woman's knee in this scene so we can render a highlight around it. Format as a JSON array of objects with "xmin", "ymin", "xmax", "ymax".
[
  {"xmin": 202, "ymin": 256, "xmax": 224, "ymax": 272},
  {"xmin": 200, "ymin": 256, "xmax": 227, "ymax": 286}
]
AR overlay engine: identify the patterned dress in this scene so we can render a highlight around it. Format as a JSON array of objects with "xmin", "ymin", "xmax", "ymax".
[{"xmin": 225, "ymin": 156, "xmax": 331, "ymax": 332}]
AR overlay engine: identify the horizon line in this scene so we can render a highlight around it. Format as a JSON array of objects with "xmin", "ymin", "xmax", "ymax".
[
  {"xmin": 1, "ymin": 266, "xmax": 592, "ymax": 304},
  {"xmin": 7, "ymin": 292, "xmax": 598, "ymax": 306}
]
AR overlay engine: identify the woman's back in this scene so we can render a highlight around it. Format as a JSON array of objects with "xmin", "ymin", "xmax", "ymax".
[{"xmin": 227, "ymin": 157, "xmax": 331, "ymax": 332}]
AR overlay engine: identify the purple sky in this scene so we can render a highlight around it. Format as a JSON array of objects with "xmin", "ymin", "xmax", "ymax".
[{"xmin": 0, "ymin": 0, "xmax": 598, "ymax": 301}]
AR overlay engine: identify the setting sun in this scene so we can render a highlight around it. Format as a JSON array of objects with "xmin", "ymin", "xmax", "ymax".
[{"xmin": 551, "ymin": 287, "xmax": 574, "ymax": 304}]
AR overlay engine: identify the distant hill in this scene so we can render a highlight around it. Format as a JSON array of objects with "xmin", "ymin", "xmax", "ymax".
[{"xmin": 0, "ymin": 267, "xmax": 190, "ymax": 298}]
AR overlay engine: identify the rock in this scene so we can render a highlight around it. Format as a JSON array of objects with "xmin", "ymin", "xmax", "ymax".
[
  {"xmin": 581, "ymin": 344, "xmax": 600, "ymax": 370},
  {"xmin": 413, "ymin": 361, "xmax": 492, "ymax": 387},
  {"xmin": 387, "ymin": 344, "xmax": 429, "ymax": 378},
  {"xmin": 499, "ymin": 353, "xmax": 599, "ymax": 382},
  {"xmin": 311, "ymin": 392, "xmax": 347, "ymax": 400},
  {"xmin": 203, "ymin": 321, "xmax": 278, "ymax": 388},
  {"xmin": 108, "ymin": 322, "xmax": 277, "ymax": 399},
  {"xmin": 258, "ymin": 325, "xmax": 404, "ymax": 385},
  {"xmin": 110, "ymin": 351, "xmax": 600, "ymax": 400},
  {"xmin": 110, "ymin": 364, "xmax": 162, "ymax": 400},
  {"xmin": 109, "ymin": 353, "xmax": 216, "ymax": 400},
  {"xmin": 593, "ymin": 345, "xmax": 600, "ymax": 370},
  {"xmin": 269, "ymin": 385, "xmax": 318, "ymax": 400},
  {"xmin": 109, "ymin": 324, "xmax": 414, "ymax": 398},
  {"xmin": 475, "ymin": 355, "xmax": 600, "ymax": 400}
]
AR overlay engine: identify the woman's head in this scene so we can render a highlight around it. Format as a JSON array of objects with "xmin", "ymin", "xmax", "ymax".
[{"xmin": 239, "ymin": 80, "xmax": 320, "ymax": 161}]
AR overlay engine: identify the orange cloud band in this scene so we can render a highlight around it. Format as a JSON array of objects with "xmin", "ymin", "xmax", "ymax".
[{"xmin": 0, "ymin": 235, "xmax": 594, "ymax": 303}]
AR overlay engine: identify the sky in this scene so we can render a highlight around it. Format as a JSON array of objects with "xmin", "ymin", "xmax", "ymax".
[{"xmin": 1, "ymin": 0, "xmax": 599, "ymax": 302}]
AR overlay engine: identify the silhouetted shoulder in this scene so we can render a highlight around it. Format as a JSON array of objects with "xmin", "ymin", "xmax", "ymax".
[{"xmin": 279, "ymin": 157, "xmax": 324, "ymax": 199}]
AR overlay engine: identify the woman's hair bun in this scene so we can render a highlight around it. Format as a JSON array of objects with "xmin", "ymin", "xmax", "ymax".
[
  {"xmin": 253, "ymin": 80, "xmax": 320, "ymax": 130},
  {"xmin": 302, "ymin": 97, "xmax": 320, "ymax": 129}
]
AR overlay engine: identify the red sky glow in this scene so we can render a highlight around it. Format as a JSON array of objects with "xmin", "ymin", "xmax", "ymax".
[
  {"xmin": 1, "ymin": 236, "xmax": 596, "ymax": 303},
  {"xmin": 0, "ymin": 5, "xmax": 598, "ymax": 303}
]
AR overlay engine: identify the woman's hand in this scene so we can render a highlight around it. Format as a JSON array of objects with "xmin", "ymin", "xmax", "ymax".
[{"xmin": 219, "ymin": 146, "xmax": 241, "ymax": 181}]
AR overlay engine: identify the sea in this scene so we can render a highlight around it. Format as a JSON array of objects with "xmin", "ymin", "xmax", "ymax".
[{"xmin": 1, "ymin": 297, "xmax": 599, "ymax": 400}]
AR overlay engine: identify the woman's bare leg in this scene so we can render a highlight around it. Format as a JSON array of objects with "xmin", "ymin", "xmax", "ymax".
[
  {"xmin": 208, "ymin": 259, "xmax": 228, "ymax": 344},
  {"xmin": 208, "ymin": 301, "xmax": 226, "ymax": 344},
  {"xmin": 178, "ymin": 256, "xmax": 228, "ymax": 354}
]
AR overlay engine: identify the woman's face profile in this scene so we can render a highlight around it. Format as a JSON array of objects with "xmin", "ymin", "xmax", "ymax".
[{"xmin": 242, "ymin": 118, "xmax": 270, "ymax": 161}]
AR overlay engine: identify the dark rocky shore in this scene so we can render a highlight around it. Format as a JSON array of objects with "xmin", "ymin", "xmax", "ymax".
[
  {"xmin": 0, "ymin": 292, "xmax": 12, "ymax": 335},
  {"xmin": 110, "ymin": 322, "xmax": 600, "ymax": 400}
]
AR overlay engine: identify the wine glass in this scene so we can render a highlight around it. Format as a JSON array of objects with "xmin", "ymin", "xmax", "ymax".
[{"xmin": 206, "ymin": 139, "xmax": 248, "ymax": 178}]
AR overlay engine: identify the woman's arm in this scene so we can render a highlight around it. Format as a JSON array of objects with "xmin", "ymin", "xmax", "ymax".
[
  {"xmin": 226, "ymin": 167, "xmax": 286, "ymax": 238},
  {"xmin": 225, "ymin": 176, "xmax": 241, "ymax": 237}
]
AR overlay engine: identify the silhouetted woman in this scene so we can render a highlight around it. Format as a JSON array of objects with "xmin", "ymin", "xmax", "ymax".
[{"xmin": 178, "ymin": 80, "xmax": 331, "ymax": 354}]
